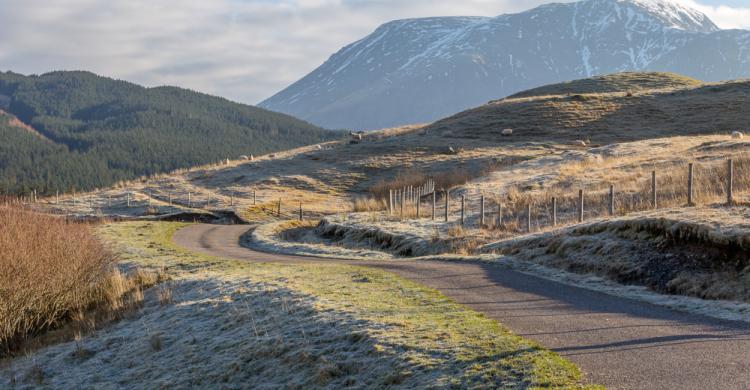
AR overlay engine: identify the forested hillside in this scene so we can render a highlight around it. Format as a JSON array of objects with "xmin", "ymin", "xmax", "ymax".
[{"xmin": 0, "ymin": 71, "xmax": 341, "ymax": 195}]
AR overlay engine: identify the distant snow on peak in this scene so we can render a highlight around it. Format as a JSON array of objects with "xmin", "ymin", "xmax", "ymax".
[
  {"xmin": 612, "ymin": 0, "xmax": 719, "ymax": 32},
  {"xmin": 260, "ymin": 0, "xmax": 749, "ymax": 130}
]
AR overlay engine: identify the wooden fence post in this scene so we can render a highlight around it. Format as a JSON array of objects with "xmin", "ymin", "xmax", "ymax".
[
  {"xmin": 497, "ymin": 204, "xmax": 503, "ymax": 228},
  {"xmin": 578, "ymin": 189, "xmax": 584, "ymax": 223},
  {"xmin": 253, "ymin": 190, "xmax": 257, "ymax": 205},
  {"xmin": 460, "ymin": 195, "xmax": 465, "ymax": 226},
  {"xmin": 400, "ymin": 191, "xmax": 404, "ymax": 218},
  {"xmin": 552, "ymin": 197, "xmax": 557, "ymax": 227},
  {"xmin": 230, "ymin": 192, "xmax": 234, "ymax": 207},
  {"xmin": 480, "ymin": 195, "xmax": 485, "ymax": 227},
  {"xmin": 651, "ymin": 170, "xmax": 657, "ymax": 209},
  {"xmin": 389, "ymin": 189, "xmax": 393, "ymax": 215},
  {"xmin": 402, "ymin": 187, "xmax": 406, "ymax": 215},
  {"xmin": 444, "ymin": 190, "xmax": 449, "ymax": 222},
  {"xmin": 299, "ymin": 202, "xmax": 303, "ymax": 221},
  {"xmin": 56, "ymin": 190, "xmax": 59, "ymax": 205},
  {"xmin": 168, "ymin": 193, "xmax": 172, "ymax": 206},
  {"xmin": 188, "ymin": 192, "xmax": 192, "ymax": 208},
  {"xmin": 416, "ymin": 191, "xmax": 421, "ymax": 218},
  {"xmin": 108, "ymin": 195, "xmax": 112, "ymax": 208},
  {"xmin": 687, "ymin": 163, "xmax": 694, "ymax": 206},
  {"xmin": 727, "ymin": 159, "xmax": 734, "ymax": 206},
  {"xmin": 609, "ymin": 184, "xmax": 615, "ymax": 216},
  {"xmin": 207, "ymin": 193, "xmax": 211, "ymax": 209},
  {"xmin": 527, "ymin": 202, "xmax": 532, "ymax": 232},
  {"xmin": 127, "ymin": 192, "xmax": 131, "ymax": 208},
  {"xmin": 432, "ymin": 191, "xmax": 436, "ymax": 221}
]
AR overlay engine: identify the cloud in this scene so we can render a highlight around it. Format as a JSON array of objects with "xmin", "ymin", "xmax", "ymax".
[
  {"xmin": 670, "ymin": 0, "xmax": 750, "ymax": 29},
  {"xmin": 0, "ymin": 0, "xmax": 746, "ymax": 106}
]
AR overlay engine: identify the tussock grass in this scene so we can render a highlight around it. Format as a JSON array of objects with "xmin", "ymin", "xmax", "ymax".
[
  {"xmin": 351, "ymin": 196, "xmax": 386, "ymax": 212},
  {"xmin": 0, "ymin": 205, "xmax": 164, "ymax": 356},
  {"xmin": 485, "ymin": 210, "xmax": 750, "ymax": 303},
  {"xmin": 369, "ymin": 166, "xmax": 491, "ymax": 203}
]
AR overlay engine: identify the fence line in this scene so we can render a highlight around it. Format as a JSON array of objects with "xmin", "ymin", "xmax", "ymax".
[
  {"xmin": 13, "ymin": 157, "xmax": 745, "ymax": 232},
  {"xmin": 374, "ymin": 158, "xmax": 744, "ymax": 234}
]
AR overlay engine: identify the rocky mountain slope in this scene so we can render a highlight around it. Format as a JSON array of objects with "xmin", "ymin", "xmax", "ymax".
[{"xmin": 260, "ymin": 0, "xmax": 750, "ymax": 130}]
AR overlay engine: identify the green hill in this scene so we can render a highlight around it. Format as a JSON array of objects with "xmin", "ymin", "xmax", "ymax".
[{"xmin": 0, "ymin": 71, "xmax": 342, "ymax": 195}]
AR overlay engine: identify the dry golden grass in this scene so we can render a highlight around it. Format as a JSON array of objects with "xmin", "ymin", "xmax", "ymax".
[
  {"xmin": 351, "ymin": 196, "xmax": 386, "ymax": 212},
  {"xmin": 508, "ymin": 72, "xmax": 701, "ymax": 99},
  {"xmin": 486, "ymin": 151, "xmax": 750, "ymax": 233},
  {"xmin": 430, "ymin": 77, "xmax": 750, "ymax": 145},
  {"xmin": 0, "ymin": 205, "xmax": 164, "ymax": 356}
]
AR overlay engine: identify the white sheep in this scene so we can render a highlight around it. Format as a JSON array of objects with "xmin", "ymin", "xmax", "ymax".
[
  {"xmin": 732, "ymin": 131, "xmax": 744, "ymax": 140},
  {"xmin": 501, "ymin": 128, "xmax": 513, "ymax": 136}
]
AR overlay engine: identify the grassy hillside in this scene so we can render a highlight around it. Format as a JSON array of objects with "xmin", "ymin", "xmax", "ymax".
[
  {"xmin": 429, "ymin": 73, "xmax": 749, "ymax": 144},
  {"xmin": 507, "ymin": 72, "xmax": 702, "ymax": 99},
  {"xmin": 0, "ymin": 71, "xmax": 342, "ymax": 195}
]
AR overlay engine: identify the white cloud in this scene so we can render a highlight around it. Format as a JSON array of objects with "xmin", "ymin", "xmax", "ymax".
[
  {"xmin": 671, "ymin": 0, "xmax": 750, "ymax": 29},
  {"xmin": 0, "ymin": 0, "xmax": 746, "ymax": 106}
]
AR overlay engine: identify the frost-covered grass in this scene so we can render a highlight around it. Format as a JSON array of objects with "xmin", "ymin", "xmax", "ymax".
[
  {"xmin": 1, "ymin": 221, "xmax": 597, "ymax": 389},
  {"xmin": 249, "ymin": 220, "xmax": 395, "ymax": 260},
  {"xmin": 254, "ymin": 208, "xmax": 750, "ymax": 322}
]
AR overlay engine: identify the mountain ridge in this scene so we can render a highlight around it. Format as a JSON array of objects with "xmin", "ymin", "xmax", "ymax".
[{"xmin": 260, "ymin": 0, "xmax": 750, "ymax": 130}]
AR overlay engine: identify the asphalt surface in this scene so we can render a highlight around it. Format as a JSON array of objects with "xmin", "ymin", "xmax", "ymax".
[{"xmin": 174, "ymin": 224, "xmax": 750, "ymax": 390}]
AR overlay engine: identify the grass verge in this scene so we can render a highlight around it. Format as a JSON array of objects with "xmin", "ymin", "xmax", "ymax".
[{"xmin": 87, "ymin": 221, "xmax": 599, "ymax": 389}]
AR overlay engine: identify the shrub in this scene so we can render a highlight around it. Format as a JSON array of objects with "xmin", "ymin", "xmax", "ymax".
[{"xmin": 0, "ymin": 205, "xmax": 162, "ymax": 355}]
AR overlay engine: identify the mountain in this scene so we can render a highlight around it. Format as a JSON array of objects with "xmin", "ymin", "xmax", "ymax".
[
  {"xmin": 260, "ymin": 0, "xmax": 750, "ymax": 130},
  {"xmin": 0, "ymin": 71, "xmax": 341, "ymax": 195}
]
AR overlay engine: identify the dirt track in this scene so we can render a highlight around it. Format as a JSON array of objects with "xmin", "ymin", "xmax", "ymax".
[{"xmin": 174, "ymin": 224, "xmax": 750, "ymax": 390}]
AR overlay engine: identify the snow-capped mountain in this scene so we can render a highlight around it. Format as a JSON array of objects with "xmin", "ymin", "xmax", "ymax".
[{"xmin": 260, "ymin": 0, "xmax": 750, "ymax": 130}]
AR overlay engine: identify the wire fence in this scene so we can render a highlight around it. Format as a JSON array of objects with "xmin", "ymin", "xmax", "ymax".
[{"xmin": 383, "ymin": 157, "xmax": 746, "ymax": 234}]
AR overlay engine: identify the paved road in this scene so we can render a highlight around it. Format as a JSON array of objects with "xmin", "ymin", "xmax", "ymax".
[{"xmin": 174, "ymin": 224, "xmax": 750, "ymax": 390}]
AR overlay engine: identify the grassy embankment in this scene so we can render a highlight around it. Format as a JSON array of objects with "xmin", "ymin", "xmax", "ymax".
[{"xmin": 81, "ymin": 221, "xmax": 600, "ymax": 389}]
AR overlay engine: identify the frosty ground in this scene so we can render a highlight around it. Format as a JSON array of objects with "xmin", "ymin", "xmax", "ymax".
[{"xmin": 1, "ymin": 222, "xmax": 594, "ymax": 388}]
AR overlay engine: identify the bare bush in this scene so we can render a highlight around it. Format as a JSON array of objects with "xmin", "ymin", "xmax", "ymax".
[{"xmin": 0, "ymin": 205, "xmax": 163, "ymax": 356}]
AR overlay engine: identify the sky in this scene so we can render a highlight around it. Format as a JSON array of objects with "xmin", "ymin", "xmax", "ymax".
[{"xmin": 0, "ymin": 0, "xmax": 748, "ymax": 105}]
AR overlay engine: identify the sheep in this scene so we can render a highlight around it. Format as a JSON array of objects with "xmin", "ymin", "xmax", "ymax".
[
  {"xmin": 732, "ymin": 131, "xmax": 744, "ymax": 140},
  {"xmin": 240, "ymin": 155, "xmax": 249, "ymax": 160},
  {"xmin": 574, "ymin": 140, "xmax": 587, "ymax": 147},
  {"xmin": 501, "ymin": 128, "xmax": 513, "ymax": 136}
]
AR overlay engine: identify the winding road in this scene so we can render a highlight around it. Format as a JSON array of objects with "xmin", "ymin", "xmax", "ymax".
[{"xmin": 174, "ymin": 224, "xmax": 750, "ymax": 390}]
